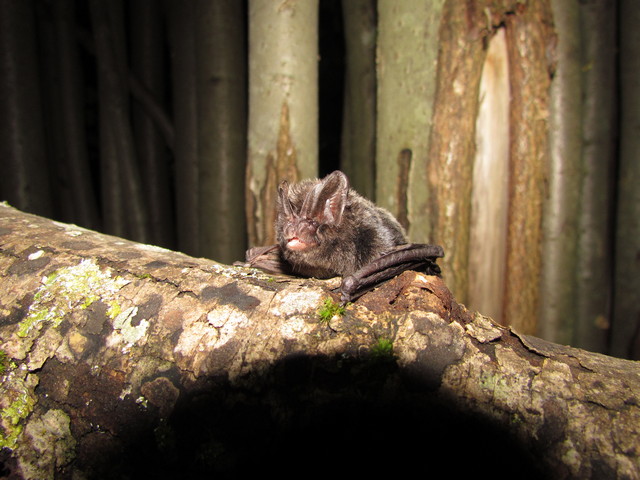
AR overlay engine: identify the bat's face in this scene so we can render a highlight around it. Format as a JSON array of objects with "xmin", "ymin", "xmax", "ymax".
[
  {"xmin": 276, "ymin": 171, "xmax": 348, "ymax": 254},
  {"xmin": 279, "ymin": 212, "xmax": 319, "ymax": 252}
]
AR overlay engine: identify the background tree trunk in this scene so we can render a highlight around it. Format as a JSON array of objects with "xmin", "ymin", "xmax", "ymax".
[
  {"xmin": 0, "ymin": 204, "xmax": 638, "ymax": 479},
  {"xmin": 538, "ymin": 0, "xmax": 582, "ymax": 344},
  {"xmin": 612, "ymin": 0, "xmax": 640, "ymax": 359},
  {"xmin": 246, "ymin": 0, "xmax": 319, "ymax": 248},
  {"xmin": 425, "ymin": 0, "xmax": 487, "ymax": 306},
  {"xmin": 195, "ymin": 0, "xmax": 247, "ymax": 264},
  {"xmin": 340, "ymin": 0, "xmax": 377, "ymax": 200},
  {"xmin": 130, "ymin": 0, "xmax": 174, "ymax": 249},
  {"xmin": 166, "ymin": 0, "xmax": 200, "ymax": 257},
  {"xmin": 574, "ymin": 0, "xmax": 616, "ymax": 355},
  {"xmin": 50, "ymin": 0, "xmax": 101, "ymax": 228},
  {"xmin": 90, "ymin": 0, "xmax": 150, "ymax": 243},
  {"xmin": 502, "ymin": 1, "xmax": 554, "ymax": 334},
  {"xmin": 376, "ymin": 0, "xmax": 444, "ymax": 243},
  {"xmin": 0, "ymin": 0, "xmax": 52, "ymax": 218}
]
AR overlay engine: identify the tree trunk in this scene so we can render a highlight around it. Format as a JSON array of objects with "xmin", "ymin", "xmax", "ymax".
[
  {"xmin": 0, "ymin": 0, "xmax": 53, "ymax": 218},
  {"xmin": 502, "ymin": 1, "xmax": 554, "ymax": 334},
  {"xmin": 538, "ymin": 0, "xmax": 582, "ymax": 345},
  {"xmin": 376, "ymin": 0, "xmax": 444, "ymax": 243},
  {"xmin": 0, "ymin": 204, "xmax": 638, "ymax": 479},
  {"xmin": 194, "ymin": 0, "xmax": 247, "ymax": 265},
  {"xmin": 130, "ymin": 0, "xmax": 175, "ymax": 250},
  {"xmin": 425, "ymin": 0, "xmax": 489, "ymax": 305},
  {"xmin": 90, "ymin": 0, "xmax": 150, "ymax": 244},
  {"xmin": 166, "ymin": 0, "xmax": 200, "ymax": 257},
  {"xmin": 340, "ymin": 0, "xmax": 377, "ymax": 200},
  {"xmin": 246, "ymin": 0, "xmax": 319, "ymax": 248},
  {"xmin": 612, "ymin": 0, "xmax": 640, "ymax": 359},
  {"xmin": 574, "ymin": 0, "xmax": 616, "ymax": 355},
  {"xmin": 51, "ymin": 0, "xmax": 100, "ymax": 232}
]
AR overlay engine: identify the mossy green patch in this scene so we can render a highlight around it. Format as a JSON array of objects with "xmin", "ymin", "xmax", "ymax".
[
  {"xmin": 18, "ymin": 259, "xmax": 129, "ymax": 337},
  {"xmin": 370, "ymin": 338, "xmax": 394, "ymax": 359},
  {"xmin": 0, "ymin": 383, "xmax": 37, "ymax": 449},
  {"xmin": 317, "ymin": 298, "xmax": 346, "ymax": 323},
  {"xmin": 0, "ymin": 350, "xmax": 11, "ymax": 375}
]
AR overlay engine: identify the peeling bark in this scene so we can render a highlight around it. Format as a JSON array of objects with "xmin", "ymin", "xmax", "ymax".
[{"xmin": 0, "ymin": 204, "xmax": 638, "ymax": 479}]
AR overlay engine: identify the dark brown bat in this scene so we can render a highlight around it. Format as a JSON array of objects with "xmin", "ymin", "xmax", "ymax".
[{"xmin": 241, "ymin": 171, "xmax": 444, "ymax": 302}]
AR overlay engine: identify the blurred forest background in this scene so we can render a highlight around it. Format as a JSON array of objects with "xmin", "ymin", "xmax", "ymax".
[{"xmin": 1, "ymin": 0, "xmax": 638, "ymax": 360}]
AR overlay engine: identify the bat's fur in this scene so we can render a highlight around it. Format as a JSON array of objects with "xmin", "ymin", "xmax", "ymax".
[{"xmin": 276, "ymin": 171, "xmax": 406, "ymax": 278}]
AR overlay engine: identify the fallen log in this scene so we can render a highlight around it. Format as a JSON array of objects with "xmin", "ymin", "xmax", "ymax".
[{"xmin": 0, "ymin": 203, "xmax": 638, "ymax": 479}]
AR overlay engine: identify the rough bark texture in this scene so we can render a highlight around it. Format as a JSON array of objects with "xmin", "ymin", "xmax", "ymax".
[
  {"xmin": 502, "ymin": 0, "xmax": 554, "ymax": 334},
  {"xmin": 0, "ymin": 204, "xmax": 638, "ymax": 479}
]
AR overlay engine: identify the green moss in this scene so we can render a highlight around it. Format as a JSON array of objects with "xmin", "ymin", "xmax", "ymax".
[
  {"xmin": 371, "ymin": 338, "xmax": 394, "ymax": 359},
  {"xmin": 0, "ymin": 350, "xmax": 10, "ymax": 375},
  {"xmin": 18, "ymin": 259, "xmax": 129, "ymax": 337},
  {"xmin": 0, "ymin": 389, "xmax": 36, "ymax": 449},
  {"xmin": 318, "ymin": 298, "xmax": 346, "ymax": 323}
]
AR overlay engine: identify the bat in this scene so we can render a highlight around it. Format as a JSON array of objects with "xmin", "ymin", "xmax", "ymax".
[{"xmin": 240, "ymin": 171, "xmax": 444, "ymax": 302}]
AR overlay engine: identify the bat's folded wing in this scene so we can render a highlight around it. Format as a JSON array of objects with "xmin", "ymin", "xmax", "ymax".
[
  {"xmin": 340, "ymin": 243, "xmax": 444, "ymax": 302},
  {"xmin": 234, "ymin": 244, "xmax": 292, "ymax": 275}
]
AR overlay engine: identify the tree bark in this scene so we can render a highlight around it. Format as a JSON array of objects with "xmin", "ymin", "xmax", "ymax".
[
  {"xmin": 0, "ymin": 204, "xmax": 638, "ymax": 479},
  {"xmin": 502, "ymin": 1, "xmax": 554, "ymax": 334}
]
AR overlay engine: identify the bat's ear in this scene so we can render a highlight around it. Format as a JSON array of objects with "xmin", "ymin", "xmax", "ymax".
[
  {"xmin": 278, "ymin": 180, "xmax": 295, "ymax": 218},
  {"xmin": 301, "ymin": 171, "xmax": 348, "ymax": 226}
]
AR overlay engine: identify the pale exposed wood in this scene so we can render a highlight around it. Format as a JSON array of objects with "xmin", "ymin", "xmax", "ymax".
[{"xmin": 469, "ymin": 28, "xmax": 510, "ymax": 324}]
